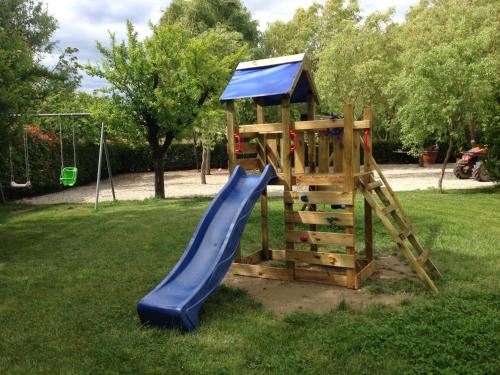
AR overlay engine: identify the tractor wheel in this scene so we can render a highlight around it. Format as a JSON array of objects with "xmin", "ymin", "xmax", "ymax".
[
  {"xmin": 472, "ymin": 161, "xmax": 490, "ymax": 182},
  {"xmin": 453, "ymin": 164, "xmax": 472, "ymax": 179}
]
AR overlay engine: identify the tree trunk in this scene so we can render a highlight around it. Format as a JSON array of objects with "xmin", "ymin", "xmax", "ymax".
[
  {"xmin": 468, "ymin": 118, "xmax": 477, "ymax": 147},
  {"xmin": 438, "ymin": 135, "xmax": 453, "ymax": 194},
  {"xmin": 153, "ymin": 153, "xmax": 166, "ymax": 198},
  {"xmin": 192, "ymin": 132, "xmax": 200, "ymax": 171},
  {"xmin": 205, "ymin": 148, "xmax": 211, "ymax": 175},
  {"xmin": 200, "ymin": 146, "xmax": 207, "ymax": 185}
]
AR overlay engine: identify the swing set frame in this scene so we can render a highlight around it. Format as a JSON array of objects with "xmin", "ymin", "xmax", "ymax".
[{"xmin": 6, "ymin": 112, "xmax": 116, "ymax": 209}]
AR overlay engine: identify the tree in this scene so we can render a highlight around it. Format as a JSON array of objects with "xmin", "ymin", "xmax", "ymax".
[
  {"xmin": 87, "ymin": 22, "xmax": 247, "ymax": 198},
  {"xmin": 0, "ymin": 0, "xmax": 57, "ymax": 155},
  {"xmin": 389, "ymin": 0, "xmax": 498, "ymax": 192},
  {"xmin": 262, "ymin": 3, "xmax": 322, "ymax": 69},
  {"xmin": 162, "ymin": 0, "xmax": 258, "ymax": 182}
]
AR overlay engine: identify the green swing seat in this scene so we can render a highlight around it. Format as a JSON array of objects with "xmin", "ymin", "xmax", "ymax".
[{"xmin": 60, "ymin": 167, "xmax": 78, "ymax": 187}]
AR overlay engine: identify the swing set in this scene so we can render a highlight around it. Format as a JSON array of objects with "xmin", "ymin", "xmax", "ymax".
[{"xmin": 5, "ymin": 113, "xmax": 116, "ymax": 209}]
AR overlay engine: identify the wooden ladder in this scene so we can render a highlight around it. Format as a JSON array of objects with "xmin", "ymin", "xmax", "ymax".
[{"xmin": 358, "ymin": 155, "xmax": 442, "ymax": 292}]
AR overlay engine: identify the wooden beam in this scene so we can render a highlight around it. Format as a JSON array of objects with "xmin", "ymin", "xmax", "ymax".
[
  {"xmin": 295, "ymin": 173, "xmax": 344, "ymax": 186},
  {"xmin": 294, "ymin": 131, "xmax": 306, "ymax": 174},
  {"xmin": 318, "ymin": 131, "xmax": 329, "ymax": 173},
  {"xmin": 240, "ymin": 250, "xmax": 264, "ymax": 265},
  {"xmin": 231, "ymin": 263, "xmax": 291, "ymax": 281},
  {"xmin": 286, "ymin": 230, "xmax": 354, "ymax": 247},
  {"xmin": 227, "ymin": 100, "xmax": 236, "ymax": 174},
  {"xmin": 239, "ymin": 143, "xmax": 258, "ymax": 154},
  {"xmin": 284, "ymin": 191, "xmax": 354, "ymax": 205},
  {"xmin": 236, "ymin": 158, "xmax": 260, "ymax": 170},
  {"xmin": 294, "ymin": 268, "xmax": 347, "ymax": 287},
  {"xmin": 256, "ymin": 99, "xmax": 270, "ymax": 259},
  {"xmin": 295, "ymin": 119, "xmax": 343, "ymax": 131},
  {"xmin": 354, "ymin": 120, "xmax": 371, "ymax": 129},
  {"xmin": 355, "ymin": 260, "xmax": 375, "ymax": 289},
  {"xmin": 237, "ymin": 53, "xmax": 305, "ymax": 70},
  {"xmin": 271, "ymin": 250, "xmax": 356, "ymax": 268},
  {"xmin": 343, "ymin": 104, "xmax": 354, "ymax": 192},
  {"xmin": 239, "ymin": 123, "xmax": 282, "ymax": 134},
  {"xmin": 285, "ymin": 211, "xmax": 354, "ymax": 226},
  {"xmin": 282, "ymin": 95, "xmax": 295, "ymax": 278}
]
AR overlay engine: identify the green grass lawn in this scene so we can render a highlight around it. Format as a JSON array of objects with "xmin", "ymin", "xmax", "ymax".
[{"xmin": 1, "ymin": 187, "xmax": 499, "ymax": 374}]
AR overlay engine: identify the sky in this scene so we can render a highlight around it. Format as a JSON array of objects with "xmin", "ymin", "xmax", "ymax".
[{"xmin": 42, "ymin": 0, "xmax": 419, "ymax": 91}]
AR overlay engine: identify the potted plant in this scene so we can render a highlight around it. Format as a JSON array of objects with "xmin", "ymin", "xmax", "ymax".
[{"xmin": 421, "ymin": 144, "xmax": 439, "ymax": 166}]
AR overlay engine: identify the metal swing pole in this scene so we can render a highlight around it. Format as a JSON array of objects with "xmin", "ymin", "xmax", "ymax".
[
  {"xmin": 95, "ymin": 122, "xmax": 105, "ymax": 210},
  {"xmin": 95, "ymin": 122, "xmax": 116, "ymax": 210},
  {"xmin": 103, "ymin": 129, "xmax": 116, "ymax": 201}
]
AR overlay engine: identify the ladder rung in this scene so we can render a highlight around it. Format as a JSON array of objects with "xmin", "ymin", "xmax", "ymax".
[
  {"xmin": 367, "ymin": 181, "xmax": 383, "ymax": 191},
  {"xmin": 417, "ymin": 249, "xmax": 430, "ymax": 266},
  {"xmin": 398, "ymin": 227, "xmax": 413, "ymax": 241},
  {"xmin": 382, "ymin": 203, "xmax": 397, "ymax": 215}
]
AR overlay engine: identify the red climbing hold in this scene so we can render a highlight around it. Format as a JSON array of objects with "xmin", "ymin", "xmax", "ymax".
[{"xmin": 299, "ymin": 234, "xmax": 309, "ymax": 242}]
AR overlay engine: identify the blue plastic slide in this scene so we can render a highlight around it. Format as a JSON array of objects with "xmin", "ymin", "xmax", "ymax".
[{"xmin": 137, "ymin": 165, "xmax": 276, "ymax": 331}]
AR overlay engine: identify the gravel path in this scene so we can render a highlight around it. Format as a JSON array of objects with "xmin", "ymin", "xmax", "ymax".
[{"xmin": 20, "ymin": 163, "xmax": 495, "ymax": 205}]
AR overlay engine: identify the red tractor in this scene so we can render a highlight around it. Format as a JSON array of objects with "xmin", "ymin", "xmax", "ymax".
[{"xmin": 454, "ymin": 146, "xmax": 490, "ymax": 181}]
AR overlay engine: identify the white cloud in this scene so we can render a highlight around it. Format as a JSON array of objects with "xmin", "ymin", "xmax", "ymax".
[{"xmin": 42, "ymin": 0, "xmax": 418, "ymax": 91}]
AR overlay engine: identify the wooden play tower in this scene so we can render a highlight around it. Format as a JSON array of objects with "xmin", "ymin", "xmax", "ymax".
[{"xmin": 220, "ymin": 54, "xmax": 442, "ymax": 291}]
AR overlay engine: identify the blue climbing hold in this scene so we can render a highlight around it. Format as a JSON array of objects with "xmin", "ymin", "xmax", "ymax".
[
  {"xmin": 331, "ymin": 204, "xmax": 347, "ymax": 210},
  {"xmin": 300, "ymin": 194, "xmax": 309, "ymax": 203}
]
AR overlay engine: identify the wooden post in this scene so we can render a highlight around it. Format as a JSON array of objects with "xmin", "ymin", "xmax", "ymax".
[
  {"xmin": 307, "ymin": 94, "xmax": 318, "ymax": 252},
  {"xmin": 363, "ymin": 108, "xmax": 374, "ymax": 261},
  {"xmin": 343, "ymin": 104, "xmax": 356, "ymax": 288},
  {"xmin": 307, "ymin": 96, "xmax": 316, "ymax": 173},
  {"xmin": 343, "ymin": 104, "xmax": 354, "ymax": 192},
  {"xmin": 227, "ymin": 100, "xmax": 237, "ymax": 174},
  {"xmin": 282, "ymin": 96, "xmax": 295, "ymax": 279},
  {"xmin": 257, "ymin": 100, "xmax": 270, "ymax": 259}
]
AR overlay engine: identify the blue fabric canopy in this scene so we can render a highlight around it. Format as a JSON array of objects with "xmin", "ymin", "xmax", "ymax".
[{"xmin": 220, "ymin": 61, "xmax": 313, "ymax": 106}]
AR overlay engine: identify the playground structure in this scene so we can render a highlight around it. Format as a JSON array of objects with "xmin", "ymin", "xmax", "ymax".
[
  {"xmin": 5, "ymin": 113, "xmax": 116, "ymax": 209},
  {"xmin": 221, "ymin": 54, "xmax": 442, "ymax": 291},
  {"xmin": 138, "ymin": 53, "xmax": 442, "ymax": 331}
]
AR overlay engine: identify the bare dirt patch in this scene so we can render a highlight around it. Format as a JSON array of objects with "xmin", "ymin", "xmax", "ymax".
[{"xmin": 223, "ymin": 255, "xmax": 416, "ymax": 315}]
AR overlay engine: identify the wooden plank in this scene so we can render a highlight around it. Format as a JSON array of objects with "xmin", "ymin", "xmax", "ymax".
[
  {"xmin": 354, "ymin": 120, "xmax": 371, "ymax": 129},
  {"xmin": 239, "ymin": 142, "xmax": 258, "ymax": 154},
  {"xmin": 343, "ymin": 104, "xmax": 354, "ymax": 193},
  {"xmin": 307, "ymin": 97, "xmax": 316, "ymax": 173},
  {"xmin": 285, "ymin": 211, "xmax": 354, "ymax": 226},
  {"xmin": 282, "ymin": 96, "xmax": 295, "ymax": 276},
  {"xmin": 295, "ymin": 119, "xmax": 344, "ymax": 131},
  {"xmin": 239, "ymin": 123, "xmax": 282, "ymax": 134},
  {"xmin": 318, "ymin": 131, "xmax": 329, "ymax": 173},
  {"xmin": 294, "ymin": 132, "xmax": 306, "ymax": 174},
  {"xmin": 283, "ymin": 191, "xmax": 354, "ymax": 205},
  {"xmin": 355, "ymin": 260, "xmax": 375, "ymax": 288},
  {"xmin": 345, "ymin": 204, "xmax": 356, "ymax": 289},
  {"xmin": 227, "ymin": 100, "xmax": 237, "ymax": 174},
  {"xmin": 237, "ymin": 53, "xmax": 305, "ymax": 70},
  {"xmin": 367, "ymin": 181, "xmax": 383, "ymax": 190},
  {"xmin": 237, "ymin": 158, "xmax": 259, "ymax": 170},
  {"xmin": 294, "ymin": 268, "xmax": 347, "ymax": 287},
  {"xmin": 256, "ymin": 100, "xmax": 269, "ymax": 258},
  {"xmin": 285, "ymin": 231, "xmax": 354, "ymax": 247},
  {"xmin": 240, "ymin": 250, "xmax": 264, "ymax": 265},
  {"xmin": 333, "ymin": 132, "xmax": 343, "ymax": 173},
  {"xmin": 306, "ymin": 96, "xmax": 317, "ymax": 252},
  {"xmin": 231, "ymin": 263, "xmax": 292, "ymax": 281},
  {"xmin": 295, "ymin": 173, "xmax": 344, "ymax": 186},
  {"xmin": 266, "ymin": 134, "xmax": 279, "ymax": 172},
  {"xmin": 271, "ymin": 250, "xmax": 356, "ymax": 268}
]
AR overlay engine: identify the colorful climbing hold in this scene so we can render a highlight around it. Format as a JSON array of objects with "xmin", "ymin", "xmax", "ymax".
[
  {"xmin": 326, "ymin": 215, "xmax": 335, "ymax": 224},
  {"xmin": 299, "ymin": 234, "xmax": 309, "ymax": 242},
  {"xmin": 331, "ymin": 204, "xmax": 347, "ymax": 210},
  {"xmin": 300, "ymin": 194, "xmax": 309, "ymax": 202}
]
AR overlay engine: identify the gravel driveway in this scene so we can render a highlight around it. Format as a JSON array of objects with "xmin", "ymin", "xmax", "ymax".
[{"xmin": 20, "ymin": 163, "xmax": 495, "ymax": 205}]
